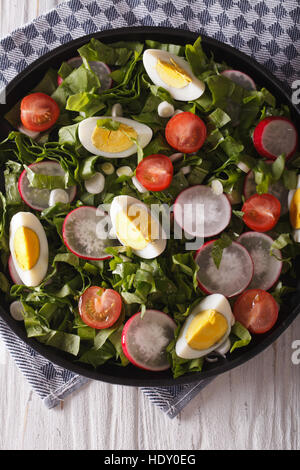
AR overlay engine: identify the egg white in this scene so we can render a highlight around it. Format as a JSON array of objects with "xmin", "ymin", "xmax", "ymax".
[
  {"xmin": 288, "ymin": 175, "xmax": 300, "ymax": 242},
  {"xmin": 110, "ymin": 195, "xmax": 166, "ymax": 259},
  {"xmin": 175, "ymin": 294, "xmax": 235, "ymax": 359},
  {"xmin": 9, "ymin": 212, "xmax": 49, "ymax": 287},
  {"xmin": 78, "ymin": 117, "xmax": 153, "ymax": 158},
  {"xmin": 143, "ymin": 49, "xmax": 205, "ymax": 101}
]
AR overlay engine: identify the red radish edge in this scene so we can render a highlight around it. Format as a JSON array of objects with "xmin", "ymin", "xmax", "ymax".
[
  {"xmin": 173, "ymin": 185, "xmax": 232, "ymax": 238},
  {"xmin": 121, "ymin": 310, "xmax": 176, "ymax": 372},
  {"xmin": 194, "ymin": 240, "xmax": 254, "ymax": 298},
  {"xmin": 62, "ymin": 206, "xmax": 112, "ymax": 261},
  {"xmin": 221, "ymin": 69, "xmax": 256, "ymax": 91},
  {"xmin": 18, "ymin": 161, "xmax": 77, "ymax": 211},
  {"xmin": 253, "ymin": 116, "xmax": 298, "ymax": 161},
  {"xmin": 237, "ymin": 231, "xmax": 282, "ymax": 291}
]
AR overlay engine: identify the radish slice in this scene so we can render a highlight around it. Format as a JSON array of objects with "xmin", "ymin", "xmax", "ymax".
[
  {"xmin": 8, "ymin": 255, "xmax": 23, "ymax": 285},
  {"xmin": 157, "ymin": 101, "xmax": 175, "ymax": 118},
  {"xmin": 211, "ymin": 179, "xmax": 223, "ymax": 195},
  {"xmin": 180, "ymin": 165, "xmax": 191, "ymax": 175},
  {"xmin": 49, "ymin": 189, "xmax": 69, "ymax": 206},
  {"xmin": 253, "ymin": 117, "xmax": 298, "ymax": 161},
  {"xmin": 58, "ymin": 57, "xmax": 112, "ymax": 91},
  {"xmin": 237, "ymin": 232, "xmax": 282, "ymax": 291},
  {"xmin": 101, "ymin": 162, "xmax": 114, "ymax": 175},
  {"xmin": 111, "ymin": 103, "xmax": 123, "ymax": 118},
  {"xmin": 243, "ymin": 168, "xmax": 289, "ymax": 215},
  {"xmin": 18, "ymin": 161, "xmax": 76, "ymax": 211},
  {"xmin": 84, "ymin": 172, "xmax": 105, "ymax": 194},
  {"xmin": 116, "ymin": 166, "xmax": 133, "ymax": 178},
  {"xmin": 169, "ymin": 153, "xmax": 184, "ymax": 163},
  {"xmin": 195, "ymin": 241, "xmax": 254, "ymax": 298},
  {"xmin": 10, "ymin": 301, "xmax": 25, "ymax": 321},
  {"xmin": 221, "ymin": 70, "xmax": 256, "ymax": 91},
  {"xmin": 174, "ymin": 185, "xmax": 231, "ymax": 238},
  {"xmin": 121, "ymin": 310, "xmax": 176, "ymax": 371},
  {"xmin": 132, "ymin": 175, "xmax": 148, "ymax": 193},
  {"xmin": 62, "ymin": 206, "xmax": 113, "ymax": 260}
]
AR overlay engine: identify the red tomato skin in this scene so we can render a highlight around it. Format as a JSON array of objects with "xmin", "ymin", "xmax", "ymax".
[
  {"xmin": 79, "ymin": 286, "xmax": 122, "ymax": 330},
  {"xmin": 20, "ymin": 92, "xmax": 60, "ymax": 132},
  {"xmin": 136, "ymin": 154, "xmax": 173, "ymax": 191},
  {"xmin": 253, "ymin": 116, "xmax": 298, "ymax": 161},
  {"xmin": 165, "ymin": 112, "xmax": 207, "ymax": 153},
  {"xmin": 242, "ymin": 193, "xmax": 281, "ymax": 232},
  {"xmin": 233, "ymin": 289, "xmax": 279, "ymax": 334}
]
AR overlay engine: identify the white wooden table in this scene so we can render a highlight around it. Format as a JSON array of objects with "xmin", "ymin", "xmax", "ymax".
[{"xmin": 0, "ymin": 0, "xmax": 299, "ymax": 451}]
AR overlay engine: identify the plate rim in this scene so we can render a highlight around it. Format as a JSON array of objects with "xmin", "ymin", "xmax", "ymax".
[{"xmin": 0, "ymin": 25, "xmax": 299, "ymax": 387}]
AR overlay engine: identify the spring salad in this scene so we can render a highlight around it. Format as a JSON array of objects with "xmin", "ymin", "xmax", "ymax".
[{"xmin": 0, "ymin": 36, "xmax": 299, "ymax": 378}]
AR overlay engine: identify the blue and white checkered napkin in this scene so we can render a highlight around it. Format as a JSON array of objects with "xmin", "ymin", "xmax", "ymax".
[{"xmin": 0, "ymin": 0, "xmax": 299, "ymax": 418}]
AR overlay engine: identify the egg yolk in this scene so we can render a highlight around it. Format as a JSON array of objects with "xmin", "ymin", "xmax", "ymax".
[
  {"xmin": 92, "ymin": 124, "xmax": 137, "ymax": 153},
  {"xmin": 156, "ymin": 58, "xmax": 192, "ymax": 89},
  {"xmin": 185, "ymin": 309, "xmax": 228, "ymax": 350},
  {"xmin": 14, "ymin": 226, "xmax": 40, "ymax": 271},
  {"xmin": 290, "ymin": 188, "xmax": 300, "ymax": 229},
  {"xmin": 115, "ymin": 204, "xmax": 157, "ymax": 250}
]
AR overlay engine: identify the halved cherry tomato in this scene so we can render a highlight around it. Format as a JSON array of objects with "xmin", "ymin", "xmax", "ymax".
[
  {"xmin": 136, "ymin": 154, "xmax": 173, "ymax": 191},
  {"xmin": 20, "ymin": 92, "xmax": 60, "ymax": 132},
  {"xmin": 79, "ymin": 286, "xmax": 122, "ymax": 329},
  {"xmin": 165, "ymin": 111, "xmax": 207, "ymax": 153},
  {"xmin": 233, "ymin": 289, "xmax": 279, "ymax": 334},
  {"xmin": 242, "ymin": 193, "xmax": 281, "ymax": 232}
]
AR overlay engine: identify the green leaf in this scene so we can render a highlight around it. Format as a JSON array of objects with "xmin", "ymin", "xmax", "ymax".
[
  {"xmin": 4, "ymin": 160, "xmax": 22, "ymax": 205},
  {"xmin": 58, "ymin": 62, "xmax": 73, "ymax": 80},
  {"xmin": 220, "ymin": 136, "xmax": 244, "ymax": 159},
  {"xmin": 79, "ymin": 342, "xmax": 116, "ymax": 368},
  {"xmin": 0, "ymin": 272, "xmax": 10, "ymax": 293},
  {"xmin": 24, "ymin": 164, "xmax": 70, "ymax": 190},
  {"xmin": 230, "ymin": 322, "xmax": 251, "ymax": 353},
  {"xmin": 208, "ymin": 107, "xmax": 231, "ymax": 128},
  {"xmin": 97, "ymin": 118, "xmax": 121, "ymax": 131},
  {"xmin": 270, "ymin": 281, "xmax": 296, "ymax": 304},
  {"xmin": 270, "ymin": 233, "xmax": 292, "ymax": 258},
  {"xmin": 59, "ymin": 65, "xmax": 100, "ymax": 95},
  {"xmin": 94, "ymin": 326, "xmax": 118, "ymax": 351},
  {"xmin": 78, "ymin": 38, "xmax": 135, "ymax": 66},
  {"xmin": 52, "ymin": 253, "xmax": 80, "ymax": 268},
  {"xmin": 283, "ymin": 169, "xmax": 298, "ymax": 190},
  {"xmin": 66, "ymin": 92, "xmax": 105, "ymax": 117},
  {"xmin": 185, "ymin": 37, "xmax": 208, "ymax": 75},
  {"xmin": 167, "ymin": 339, "xmax": 204, "ymax": 379},
  {"xmin": 79, "ymin": 155, "xmax": 100, "ymax": 180},
  {"xmin": 145, "ymin": 40, "xmax": 185, "ymax": 55},
  {"xmin": 271, "ymin": 154, "xmax": 285, "ymax": 181},
  {"xmin": 212, "ymin": 233, "xmax": 233, "ymax": 269},
  {"xmin": 58, "ymin": 123, "xmax": 80, "ymax": 146}
]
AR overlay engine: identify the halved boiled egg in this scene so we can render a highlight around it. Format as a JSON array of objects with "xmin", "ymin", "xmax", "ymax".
[
  {"xmin": 9, "ymin": 212, "xmax": 49, "ymax": 287},
  {"xmin": 175, "ymin": 294, "xmax": 235, "ymax": 359},
  {"xmin": 78, "ymin": 117, "xmax": 153, "ymax": 158},
  {"xmin": 288, "ymin": 174, "xmax": 300, "ymax": 242},
  {"xmin": 110, "ymin": 195, "xmax": 166, "ymax": 259},
  {"xmin": 143, "ymin": 49, "xmax": 205, "ymax": 101}
]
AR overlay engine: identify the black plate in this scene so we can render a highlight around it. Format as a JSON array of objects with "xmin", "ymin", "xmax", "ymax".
[{"xmin": 0, "ymin": 27, "xmax": 299, "ymax": 387}]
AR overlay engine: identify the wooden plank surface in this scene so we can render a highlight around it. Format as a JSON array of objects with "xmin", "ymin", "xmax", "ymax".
[{"xmin": 0, "ymin": 0, "xmax": 299, "ymax": 451}]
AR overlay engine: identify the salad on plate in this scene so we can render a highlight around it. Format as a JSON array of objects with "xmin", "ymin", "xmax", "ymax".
[{"xmin": 0, "ymin": 36, "xmax": 299, "ymax": 378}]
